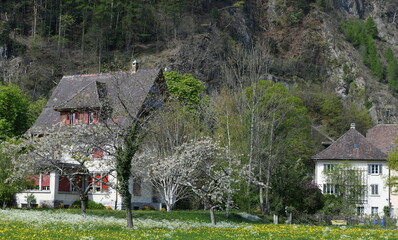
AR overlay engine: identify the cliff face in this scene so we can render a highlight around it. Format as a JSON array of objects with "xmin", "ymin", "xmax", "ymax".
[{"xmin": 166, "ymin": 1, "xmax": 398, "ymax": 123}]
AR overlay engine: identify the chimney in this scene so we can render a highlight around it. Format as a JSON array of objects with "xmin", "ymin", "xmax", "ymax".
[
  {"xmin": 350, "ymin": 123, "xmax": 356, "ymax": 129},
  {"xmin": 131, "ymin": 60, "xmax": 139, "ymax": 73}
]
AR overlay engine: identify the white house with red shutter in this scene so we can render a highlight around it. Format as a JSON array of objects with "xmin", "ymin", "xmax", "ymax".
[{"xmin": 15, "ymin": 65, "xmax": 166, "ymax": 210}]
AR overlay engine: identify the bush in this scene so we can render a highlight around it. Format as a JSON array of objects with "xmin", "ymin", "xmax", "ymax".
[
  {"xmin": 142, "ymin": 205, "xmax": 156, "ymax": 211},
  {"xmin": 70, "ymin": 200, "xmax": 106, "ymax": 210}
]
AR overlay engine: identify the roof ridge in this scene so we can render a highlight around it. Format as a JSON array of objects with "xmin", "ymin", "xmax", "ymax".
[{"xmin": 63, "ymin": 69, "xmax": 159, "ymax": 78}]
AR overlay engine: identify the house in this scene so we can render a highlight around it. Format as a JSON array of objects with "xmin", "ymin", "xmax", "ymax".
[
  {"xmin": 15, "ymin": 63, "xmax": 167, "ymax": 210},
  {"xmin": 367, "ymin": 124, "xmax": 398, "ymax": 216},
  {"xmin": 312, "ymin": 123, "xmax": 390, "ymax": 216}
]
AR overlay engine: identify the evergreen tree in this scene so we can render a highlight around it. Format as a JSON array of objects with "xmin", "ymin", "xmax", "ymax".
[
  {"xmin": 365, "ymin": 17, "xmax": 378, "ymax": 38},
  {"xmin": 385, "ymin": 48, "xmax": 398, "ymax": 92}
]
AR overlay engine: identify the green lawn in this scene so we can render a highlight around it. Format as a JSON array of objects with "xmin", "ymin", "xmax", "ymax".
[{"xmin": 1, "ymin": 209, "xmax": 398, "ymax": 239}]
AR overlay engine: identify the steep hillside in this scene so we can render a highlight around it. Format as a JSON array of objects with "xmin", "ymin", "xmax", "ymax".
[{"xmin": 0, "ymin": 0, "xmax": 397, "ymax": 129}]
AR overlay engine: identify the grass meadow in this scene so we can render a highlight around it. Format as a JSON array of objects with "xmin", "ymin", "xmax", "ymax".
[{"xmin": 1, "ymin": 209, "xmax": 398, "ymax": 239}]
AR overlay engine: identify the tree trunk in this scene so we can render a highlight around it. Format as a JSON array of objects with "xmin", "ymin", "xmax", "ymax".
[
  {"xmin": 166, "ymin": 203, "xmax": 172, "ymax": 212},
  {"xmin": 32, "ymin": 0, "xmax": 38, "ymax": 38},
  {"xmin": 273, "ymin": 214, "xmax": 278, "ymax": 224},
  {"xmin": 126, "ymin": 204, "xmax": 133, "ymax": 229},
  {"xmin": 2, "ymin": 200, "xmax": 7, "ymax": 209},
  {"xmin": 210, "ymin": 206, "xmax": 217, "ymax": 226},
  {"xmin": 57, "ymin": 1, "xmax": 62, "ymax": 56},
  {"xmin": 259, "ymin": 185, "xmax": 265, "ymax": 214},
  {"xmin": 80, "ymin": 193, "xmax": 88, "ymax": 216},
  {"xmin": 265, "ymin": 113, "xmax": 275, "ymax": 214}
]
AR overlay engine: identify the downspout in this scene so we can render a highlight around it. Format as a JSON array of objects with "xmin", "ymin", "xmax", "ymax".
[{"xmin": 389, "ymin": 168, "xmax": 391, "ymax": 216}]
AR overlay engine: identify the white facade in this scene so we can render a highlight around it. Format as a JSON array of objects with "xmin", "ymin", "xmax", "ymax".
[
  {"xmin": 314, "ymin": 160, "xmax": 389, "ymax": 216},
  {"xmin": 15, "ymin": 172, "xmax": 161, "ymax": 210}
]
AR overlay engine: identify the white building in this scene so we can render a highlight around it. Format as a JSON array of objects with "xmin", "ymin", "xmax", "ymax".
[
  {"xmin": 15, "ymin": 66, "xmax": 167, "ymax": 210},
  {"xmin": 312, "ymin": 123, "xmax": 392, "ymax": 216}
]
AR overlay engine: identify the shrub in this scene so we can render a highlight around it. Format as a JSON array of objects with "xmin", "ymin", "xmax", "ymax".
[
  {"xmin": 70, "ymin": 200, "xmax": 106, "ymax": 210},
  {"xmin": 142, "ymin": 206, "xmax": 156, "ymax": 211}
]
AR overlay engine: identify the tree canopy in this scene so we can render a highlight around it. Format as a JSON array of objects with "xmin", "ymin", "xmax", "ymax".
[{"xmin": 0, "ymin": 84, "xmax": 31, "ymax": 140}]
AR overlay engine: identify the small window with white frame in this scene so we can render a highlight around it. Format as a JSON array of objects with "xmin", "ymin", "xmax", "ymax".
[
  {"xmin": 323, "ymin": 184, "xmax": 336, "ymax": 194},
  {"xmin": 323, "ymin": 164, "xmax": 335, "ymax": 172},
  {"xmin": 371, "ymin": 207, "xmax": 378, "ymax": 216},
  {"xmin": 368, "ymin": 164, "xmax": 382, "ymax": 175},
  {"xmin": 370, "ymin": 184, "xmax": 379, "ymax": 195}
]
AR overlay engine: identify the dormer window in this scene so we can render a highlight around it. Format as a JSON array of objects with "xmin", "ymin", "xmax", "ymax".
[{"xmin": 62, "ymin": 111, "xmax": 98, "ymax": 125}]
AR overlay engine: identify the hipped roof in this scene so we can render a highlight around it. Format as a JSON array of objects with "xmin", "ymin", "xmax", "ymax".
[
  {"xmin": 30, "ymin": 69, "xmax": 161, "ymax": 134},
  {"xmin": 312, "ymin": 127, "xmax": 387, "ymax": 161},
  {"xmin": 366, "ymin": 124, "xmax": 398, "ymax": 154}
]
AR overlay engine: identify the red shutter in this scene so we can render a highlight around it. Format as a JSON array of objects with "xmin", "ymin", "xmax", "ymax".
[
  {"xmin": 58, "ymin": 177, "xmax": 70, "ymax": 192},
  {"xmin": 93, "ymin": 112, "xmax": 98, "ymax": 124},
  {"xmin": 103, "ymin": 175, "xmax": 109, "ymax": 191},
  {"xmin": 65, "ymin": 112, "xmax": 70, "ymax": 125},
  {"xmin": 95, "ymin": 174, "xmax": 101, "ymax": 187},
  {"xmin": 83, "ymin": 112, "xmax": 89, "ymax": 124},
  {"xmin": 27, "ymin": 175, "xmax": 40, "ymax": 186},
  {"xmin": 41, "ymin": 174, "xmax": 50, "ymax": 187},
  {"xmin": 75, "ymin": 112, "xmax": 80, "ymax": 123}
]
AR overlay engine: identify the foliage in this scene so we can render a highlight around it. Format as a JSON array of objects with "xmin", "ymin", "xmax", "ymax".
[
  {"xmin": 0, "ymin": 84, "xmax": 31, "ymax": 140},
  {"xmin": 298, "ymin": 88, "xmax": 372, "ymax": 137},
  {"xmin": 341, "ymin": 17, "xmax": 383, "ymax": 81},
  {"xmin": 164, "ymin": 71, "xmax": 206, "ymax": 110},
  {"xmin": 387, "ymin": 141, "xmax": 398, "ymax": 195},
  {"xmin": 137, "ymin": 103, "xmax": 207, "ymax": 212},
  {"xmin": 243, "ymin": 80, "xmax": 314, "ymax": 214},
  {"xmin": 295, "ymin": 180, "xmax": 324, "ymax": 214},
  {"xmin": 385, "ymin": 48, "xmax": 398, "ymax": 92},
  {"xmin": 0, "ymin": 138, "xmax": 29, "ymax": 208},
  {"xmin": 322, "ymin": 162, "xmax": 367, "ymax": 214},
  {"xmin": 28, "ymin": 97, "xmax": 47, "ymax": 123},
  {"xmin": 71, "ymin": 200, "xmax": 106, "ymax": 210}
]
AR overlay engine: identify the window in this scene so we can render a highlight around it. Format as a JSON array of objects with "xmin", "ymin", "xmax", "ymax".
[
  {"xmin": 89, "ymin": 173, "xmax": 109, "ymax": 193},
  {"xmin": 371, "ymin": 207, "xmax": 379, "ymax": 216},
  {"xmin": 323, "ymin": 184, "xmax": 336, "ymax": 194},
  {"xmin": 40, "ymin": 174, "xmax": 50, "ymax": 191},
  {"xmin": 70, "ymin": 112, "xmax": 75, "ymax": 124},
  {"xmin": 370, "ymin": 184, "xmax": 379, "ymax": 195},
  {"xmin": 92, "ymin": 148, "xmax": 104, "ymax": 159},
  {"xmin": 357, "ymin": 206, "xmax": 364, "ymax": 215},
  {"xmin": 368, "ymin": 164, "xmax": 382, "ymax": 175},
  {"xmin": 133, "ymin": 177, "xmax": 142, "ymax": 196},
  {"xmin": 89, "ymin": 112, "xmax": 94, "ymax": 124},
  {"xmin": 27, "ymin": 174, "xmax": 50, "ymax": 191},
  {"xmin": 324, "ymin": 164, "xmax": 335, "ymax": 172}
]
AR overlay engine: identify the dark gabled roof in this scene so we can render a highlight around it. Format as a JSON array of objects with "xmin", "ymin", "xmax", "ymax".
[
  {"xmin": 312, "ymin": 127, "xmax": 387, "ymax": 161},
  {"xmin": 366, "ymin": 124, "xmax": 398, "ymax": 154},
  {"xmin": 29, "ymin": 69, "xmax": 162, "ymax": 134}
]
